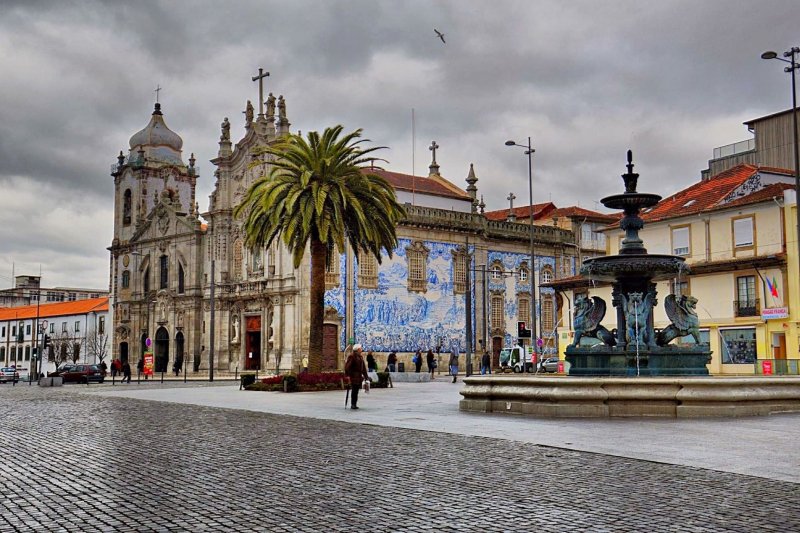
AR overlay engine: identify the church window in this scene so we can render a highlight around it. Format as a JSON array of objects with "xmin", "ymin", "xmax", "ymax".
[
  {"xmin": 540, "ymin": 265, "xmax": 554, "ymax": 284},
  {"xmin": 160, "ymin": 255, "xmax": 168, "ymax": 289},
  {"xmin": 491, "ymin": 295, "xmax": 505, "ymax": 330},
  {"xmin": 232, "ymin": 239, "xmax": 243, "ymax": 280},
  {"xmin": 490, "ymin": 261, "xmax": 505, "ymax": 281},
  {"xmin": 541, "ymin": 295, "xmax": 555, "ymax": 333},
  {"xmin": 123, "ymin": 189, "xmax": 132, "ymax": 226},
  {"xmin": 121, "ymin": 270, "xmax": 130, "ymax": 289},
  {"xmin": 518, "ymin": 265, "xmax": 529, "ymax": 282},
  {"xmin": 178, "ymin": 264, "xmax": 185, "ymax": 294},
  {"xmin": 325, "ymin": 245, "xmax": 340, "ymax": 289},
  {"xmin": 451, "ymin": 247, "xmax": 467, "ymax": 294},
  {"xmin": 518, "ymin": 295, "xmax": 530, "ymax": 325},
  {"xmin": 406, "ymin": 241, "xmax": 429, "ymax": 293},
  {"xmin": 143, "ymin": 266, "xmax": 150, "ymax": 293},
  {"xmin": 358, "ymin": 254, "xmax": 378, "ymax": 289}
]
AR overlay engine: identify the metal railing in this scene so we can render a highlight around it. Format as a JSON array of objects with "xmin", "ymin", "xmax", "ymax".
[
  {"xmin": 754, "ymin": 359, "xmax": 800, "ymax": 375},
  {"xmin": 713, "ymin": 138, "xmax": 755, "ymax": 160},
  {"xmin": 734, "ymin": 298, "xmax": 760, "ymax": 317}
]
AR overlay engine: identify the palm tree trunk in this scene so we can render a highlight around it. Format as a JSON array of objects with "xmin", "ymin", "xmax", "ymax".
[{"xmin": 307, "ymin": 238, "xmax": 327, "ymax": 373}]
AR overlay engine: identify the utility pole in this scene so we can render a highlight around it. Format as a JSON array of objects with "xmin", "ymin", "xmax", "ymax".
[{"xmin": 464, "ymin": 238, "xmax": 473, "ymax": 377}]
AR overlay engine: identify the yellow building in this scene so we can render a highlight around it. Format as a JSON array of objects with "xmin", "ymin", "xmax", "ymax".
[{"xmin": 548, "ymin": 164, "xmax": 799, "ymax": 375}]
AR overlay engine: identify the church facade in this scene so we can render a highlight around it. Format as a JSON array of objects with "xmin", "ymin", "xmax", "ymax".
[{"xmin": 109, "ymin": 89, "xmax": 578, "ymax": 374}]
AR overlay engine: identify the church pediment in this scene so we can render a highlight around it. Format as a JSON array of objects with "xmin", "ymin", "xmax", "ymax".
[{"xmin": 131, "ymin": 196, "xmax": 201, "ymax": 243}]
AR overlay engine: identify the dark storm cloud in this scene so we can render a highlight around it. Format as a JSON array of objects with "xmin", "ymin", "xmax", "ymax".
[{"xmin": 0, "ymin": 0, "xmax": 797, "ymax": 287}]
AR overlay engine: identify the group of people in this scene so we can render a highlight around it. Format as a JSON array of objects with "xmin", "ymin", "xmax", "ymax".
[{"xmin": 107, "ymin": 358, "xmax": 132, "ymax": 382}]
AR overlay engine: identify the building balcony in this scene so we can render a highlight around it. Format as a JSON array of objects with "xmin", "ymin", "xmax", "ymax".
[{"xmin": 734, "ymin": 298, "xmax": 760, "ymax": 317}]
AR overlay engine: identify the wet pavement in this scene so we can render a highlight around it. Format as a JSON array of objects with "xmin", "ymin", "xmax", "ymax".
[{"xmin": 1, "ymin": 381, "xmax": 799, "ymax": 532}]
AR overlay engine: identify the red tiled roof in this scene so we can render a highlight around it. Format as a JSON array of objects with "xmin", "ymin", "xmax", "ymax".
[
  {"xmin": 364, "ymin": 168, "xmax": 472, "ymax": 201},
  {"xmin": 484, "ymin": 202, "xmax": 556, "ymax": 221},
  {"xmin": 542, "ymin": 206, "xmax": 619, "ymax": 223},
  {"xmin": 639, "ymin": 164, "xmax": 794, "ymax": 224},
  {"xmin": 0, "ymin": 297, "xmax": 108, "ymax": 321}
]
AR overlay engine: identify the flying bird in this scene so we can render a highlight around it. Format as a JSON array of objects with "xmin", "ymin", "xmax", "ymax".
[{"xmin": 434, "ymin": 28, "xmax": 445, "ymax": 44}]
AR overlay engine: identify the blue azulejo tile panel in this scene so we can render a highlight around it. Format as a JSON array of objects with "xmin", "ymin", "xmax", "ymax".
[{"xmin": 354, "ymin": 239, "xmax": 467, "ymax": 353}]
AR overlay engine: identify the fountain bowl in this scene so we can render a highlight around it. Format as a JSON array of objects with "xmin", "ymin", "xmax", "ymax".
[{"xmin": 581, "ymin": 254, "xmax": 686, "ymax": 283}]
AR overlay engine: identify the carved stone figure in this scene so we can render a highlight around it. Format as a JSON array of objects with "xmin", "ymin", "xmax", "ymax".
[
  {"xmin": 657, "ymin": 294, "xmax": 701, "ymax": 346},
  {"xmin": 277, "ymin": 95, "xmax": 286, "ymax": 120},
  {"xmin": 220, "ymin": 117, "xmax": 230, "ymax": 141},
  {"xmin": 570, "ymin": 295, "xmax": 616, "ymax": 347},
  {"xmin": 620, "ymin": 291, "xmax": 655, "ymax": 348},
  {"xmin": 244, "ymin": 100, "xmax": 254, "ymax": 125},
  {"xmin": 231, "ymin": 314, "xmax": 240, "ymax": 344},
  {"xmin": 266, "ymin": 92, "xmax": 276, "ymax": 117}
]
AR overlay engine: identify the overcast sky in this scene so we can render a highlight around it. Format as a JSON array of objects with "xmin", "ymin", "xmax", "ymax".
[{"xmin": 1, "ymin": 0, "xmax": 797, "ymax": 289}]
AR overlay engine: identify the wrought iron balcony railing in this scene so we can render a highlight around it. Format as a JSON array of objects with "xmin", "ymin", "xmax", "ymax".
[{"xmin": 734, "ymin": 298, "xmax": 760, "ymax": 317}]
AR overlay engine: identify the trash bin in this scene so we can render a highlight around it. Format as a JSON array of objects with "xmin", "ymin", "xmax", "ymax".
[{"xmin": 397, "ymin": 362, "xmax": 405, "ymax": 372}]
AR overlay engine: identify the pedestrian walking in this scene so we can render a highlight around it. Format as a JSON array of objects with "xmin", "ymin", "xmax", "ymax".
[
  {"xmin": 426, "ymin": 348, "xmax": 436, "ymax": 379},
  {"xmin": 100, "ymin": 360, "xmax": 108, "ymax": 378},
  {"xmin": 137, "ymin": 358, "xmax": 147, "ymax": 380},
  {"xmin": 366, "ymin": 351, "xmax": 377, "ymax": 373},
  {"xmin": 414, "ymin": 349, "xmax": 423, "ymax": 373},
  {"xmin": 449, "ymin": 346, "xmax": 459, "ymax": 383},
  {"xmin": 344, "ymin": 344, "xmax": 369, "ymax": 410},
  {"xmin": 173, "ymin": 360, "xmax": 181, "ymax": 377},
  {"xmin": 387, "ymin": 350, "xmax": 397, "ymax": 372},
  {"xmin": 481, "ymin": 351, "xmax": 492, "ymax": 375},
  {"xmin": 121, "ymin": 361, "xmax": 132, "ymax": 384},
  {"xmin": 110, "ymin": 359, "xmax": 118, "ymax": 378}
]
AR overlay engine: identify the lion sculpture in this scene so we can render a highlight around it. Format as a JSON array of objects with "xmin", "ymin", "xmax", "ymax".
[
  {"xmin": 570, "ymin": 295, "xmax": 616, "ymax": 347},
  {"xmin": 656, "ymin": 294, "xmax": 701, "ymax": 346}
]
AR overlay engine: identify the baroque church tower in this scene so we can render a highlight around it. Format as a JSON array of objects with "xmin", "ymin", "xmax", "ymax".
[{"xmin": 109, "ymin": 103, "xmax": 204, "ymax": 372}]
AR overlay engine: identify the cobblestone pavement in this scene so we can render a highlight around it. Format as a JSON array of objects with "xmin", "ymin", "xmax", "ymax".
[{"xmin": 2, "ymin": 385, "xmax": 798, "ymax": 532}]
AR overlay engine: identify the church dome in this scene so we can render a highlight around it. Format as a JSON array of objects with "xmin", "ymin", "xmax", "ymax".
[{"xmin": 128, "ymin": 103, "xmax": 184, "ymax": 164}]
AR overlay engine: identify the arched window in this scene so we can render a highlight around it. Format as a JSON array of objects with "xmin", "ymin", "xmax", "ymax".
[
  {"xmin": 123, "ymin": 189, "xmax": 132, "ymax": 225},
  {"xmin": 541, "ymin": 265, "xmax": 554, "ymax": 284},
  {"xmin": 518, "ymin": 265, "xmax": 529, "ymax": 282},
  {"xmin": 121, "ymin": 270, "xmax": 130, "ymax": 289},
  {"xmin": 143, "ymin": 266, "xmax": 150, "ymax": 294},
  {"xmin": 178, "ymin": 264, "xmax": 185, "ymax": 294},
  {"xmin": 160, "ymin": 255, "xmax": 168, "ymax": 289}
]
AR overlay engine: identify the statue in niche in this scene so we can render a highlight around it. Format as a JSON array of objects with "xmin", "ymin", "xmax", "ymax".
[
  {"xmin": 266, "ymin": 92, "xmax": 276, "ymax": 117},
  {"xmin": 244, "ymin": 100, "xmax": 254, "ymax": 125},
  {"xmin": 620, "ymin": 291, "xmax": 655, "ymax": 348},
  {"xmin": 158, "ymin": 300, "xmax": 168, "ymax": 323},
  {"xmin": 570, "ymin": 295, "xmax": 616, "ymax": 347},
  {"xmin": 657, "ymin": 294, "xmax": 701, "ymax": 346},
  {"xmin": 231, "ymin": 314, "xmax": 240, "ymax": 344},
  {"xmin": 220, "ymin": 117, "xmax": 230, "ymax": 141},
  {"xmin": 176, "ymin": 310, "xmax": 185, "ymax": 328}
]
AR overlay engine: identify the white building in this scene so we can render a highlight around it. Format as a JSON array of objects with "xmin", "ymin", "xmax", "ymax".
[{"xmin": 0, "ymin": 297, "xmax": 109, "ymax": 376}]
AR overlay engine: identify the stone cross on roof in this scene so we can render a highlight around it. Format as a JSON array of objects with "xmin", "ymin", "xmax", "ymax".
[
  {"xmin": 506, "ymin": 192, "xmax": 517, "ymax": 222},
  {"xmin": 251, "ymin": 68, "xmax": 270, "ymax": 117},
  {"xmin": 428, "ymin": 140, "xmax": 440, "ymax": 176}
]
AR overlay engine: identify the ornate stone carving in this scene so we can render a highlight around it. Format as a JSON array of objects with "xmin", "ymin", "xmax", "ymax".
[
  {"xmin": 570, "ymin": 295, "xmax": 615, "ymax": 347},
  {"xmin": 657, "ymin": 294, "xmax": 702, "ymax": 346}
]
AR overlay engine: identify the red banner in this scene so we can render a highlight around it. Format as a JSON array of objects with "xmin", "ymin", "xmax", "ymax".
[{"xmin": 144, "ymin": 352, "xmax": 154, "ymax": 376}]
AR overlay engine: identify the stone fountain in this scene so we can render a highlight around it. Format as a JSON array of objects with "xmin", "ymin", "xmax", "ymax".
[
  {"xmin": 565, "ymin": 150, "xmax": 712, "ymax": 376},
  {"xmin": 459, "ymin": 151, "xmax": 800, "ymax": 418}
]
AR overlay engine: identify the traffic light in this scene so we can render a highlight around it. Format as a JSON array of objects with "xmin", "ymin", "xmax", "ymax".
[
  {"xmin": 43, "ymin": 335, "xmax": 51, "ymax": 349},
  {"xmin": 517, "ymin": 321, "xmax": 532, "ymax": 339}
]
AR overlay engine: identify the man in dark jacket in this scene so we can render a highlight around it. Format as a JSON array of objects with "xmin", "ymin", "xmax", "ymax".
[
  {"xmin": 344, "ymin": 344, "xmax": 369, "ymax": 410},
  {"xmin": 387, "ymin": 351, "xmax": 397, "ymax": 372}
]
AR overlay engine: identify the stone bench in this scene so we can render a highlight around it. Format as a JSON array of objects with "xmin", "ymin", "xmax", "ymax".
[{"xmin": 38, "ymin": 377, "xmax": 63, "ymax": 387}]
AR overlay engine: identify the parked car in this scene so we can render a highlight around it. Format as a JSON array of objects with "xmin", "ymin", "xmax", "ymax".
[
  {"xmin": 538, "ymin": 357, "xmax": 560, "ymax": 373},
  {"xmin": 59, "ymin": 364, "xmax": 105, "ymax": 384},
  {"xmin": 0, "ymin": 367, "xmax": 19, "ymax": 384},
  {"xmin": 50, "ymin": 365, "xmax": 75, "ymax": 377}
]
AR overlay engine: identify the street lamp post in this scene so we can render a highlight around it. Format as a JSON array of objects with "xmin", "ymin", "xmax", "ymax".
[
  {"xmin": 505, "ymin": 137, "xmax": 538, "ymax": 360},
  {"xmin": 762, "ymin": 46, "xmax": 800, "ymax": 278}
]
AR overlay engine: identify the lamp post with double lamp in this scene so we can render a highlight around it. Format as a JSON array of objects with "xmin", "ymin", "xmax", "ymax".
[
  {"xmin": 505, "ymin": 137, "xmax": 538, "ymax": 361},
  {"xmin": 761, "ymin": 47, "xmax": 800, "ymax": 279}
]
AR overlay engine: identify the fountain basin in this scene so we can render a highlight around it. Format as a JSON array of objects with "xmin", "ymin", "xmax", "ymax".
[
  {"xmin": 565, "ymin": 346, "xmax": 711, "ymax": 376},
  {"xmin": 602, "ymin": 192, "xmax": 661, "ymax": 210},
  {"xmin": 458, "ymin": 376, "xmax": 800, "ymax": 418},
  {"xmin": 581, "ymin": 254, "xmax": 687, "ymax": 282}
]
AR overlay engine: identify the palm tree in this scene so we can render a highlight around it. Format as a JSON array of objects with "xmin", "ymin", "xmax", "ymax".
[{"xmin": 234, "ymin": 125, "xmax": 406, "ymax": 373}]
